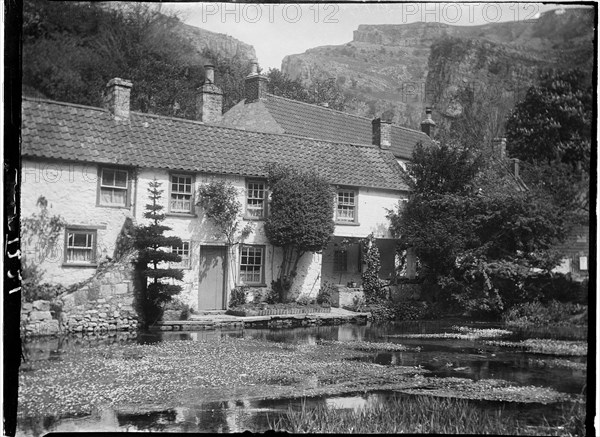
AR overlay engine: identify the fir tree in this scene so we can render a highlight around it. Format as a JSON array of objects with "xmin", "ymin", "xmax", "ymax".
[{"xmin": 134, "ymin": 179, "xmax": 184, "ymax": 328}]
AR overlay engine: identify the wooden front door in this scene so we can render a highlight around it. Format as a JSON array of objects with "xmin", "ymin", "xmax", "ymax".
[{"xmin": 198, "ymin": 246, "xmax": 227, "ymax": 310}]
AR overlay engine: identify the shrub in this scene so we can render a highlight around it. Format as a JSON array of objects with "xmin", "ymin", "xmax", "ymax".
[
  {"xmin": 503, "ymin": 300, "xmax": 588, "ymax": 327},
  {"xmin": 316, "ymin": 282, "xmax": 335, "ymax": 306},
  {"xmin": 229, "ymin": 286, "xmax": 248, "ymax": 308},
  {"xmin": 22, "ymin": 283, "xmax": 67, "ymax": 303},
  {"xmin": 394, "ymin": 301, "xmax": 430, "ymax": 320},
  {"xmin": 264, "ymin": 287, "xmax": 280, "ymax": 304},
  {"xmin": 296, "ymin": 295, "xmax": 314, "ymax": 306},
  {"xmin": 164, "ymin": 300, "xmax": 195, "ymax": 320}
]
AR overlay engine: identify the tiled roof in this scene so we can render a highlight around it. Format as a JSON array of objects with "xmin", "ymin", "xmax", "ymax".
[
  {"xmin": 220, "ymin": 94, "xmax": 431, "ymax": 159},
  {"xmin": 22, "ymin": 97, "xmax": 409, "ymax": 192}
]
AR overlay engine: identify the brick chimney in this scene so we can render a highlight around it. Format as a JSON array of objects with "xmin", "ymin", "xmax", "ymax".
[
  {"xmin": 372, "ymin": 117, "xmax": 392, "ymax": 150},
  {"xmin": 245, "ymin": 60, "xmax": 269, "ymax": 103},
  {"xmin": 196, "ymin": 64, "xmax": 223, "ymax": 123},
  {"xmin": 105, "ymin": 78, "xmax": 132, "ymax": 120},
  {"xmin": 492, "ymin": 137, "xmax": 507, "ymax": 159},
  {"xmin": 420, "ymin": 107, "xmax": 436, "ymax": 138}
]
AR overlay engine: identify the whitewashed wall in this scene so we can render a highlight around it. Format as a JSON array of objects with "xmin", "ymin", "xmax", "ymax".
[
  {"xmin": 21, "ymin": 160, "xmax": 133, "ymax": 285},
  {"xmin": 22, "ymin": 159, "xmax": 404, "ymax": 308}
]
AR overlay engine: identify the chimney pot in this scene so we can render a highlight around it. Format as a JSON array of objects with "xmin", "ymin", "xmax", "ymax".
[
  {"xmin": 420, "ymin": 106, "xmax": 436, "ymax": 138},
  {"xmin": 245, "ymin": 60, "xmax": 269, "ymax": 102},
  {"xmin": 197, "ymin": 64, "xmax": 223, "ymax": 123},
  {"xmin": 372, "ymin": 117, "xmax": 392, "ymax": 150},
  {"xmin": 105, "ymin": 78, "xmax": 132, "ymax": 120},
  {"xmin": 204, "ymin": 64, "xmax": 215, "ymax": 84}
]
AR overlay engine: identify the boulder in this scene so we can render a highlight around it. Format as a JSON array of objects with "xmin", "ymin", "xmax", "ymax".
[
  {"xmin": 33, "ymin": 300, "xmax": 50, "ymax": 311},
  {"xmin": 29, "ymin": 310, "xmax": 52, "ymax": 321},
  {"xmin": 21, "ymin": 302, "xmax": 33, "ymax": 312}
]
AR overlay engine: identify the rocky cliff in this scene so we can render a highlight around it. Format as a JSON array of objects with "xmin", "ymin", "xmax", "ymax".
[
  {"xmin": 174, "ymin": 22, "xmax": 257, "ymax": 62},
  {"xmin": 282, "ymin": 8, "xmax": 594, "ymax": 130}
]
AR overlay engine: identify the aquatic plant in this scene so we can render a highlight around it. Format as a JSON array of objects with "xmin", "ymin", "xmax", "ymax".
[
  {"xmin": 485, "ymin": 339, "xmax": 587, "ymax": 356},
  {"xmin": 268, "ymin": 395, "xmax": 582, "ymax": 435}
]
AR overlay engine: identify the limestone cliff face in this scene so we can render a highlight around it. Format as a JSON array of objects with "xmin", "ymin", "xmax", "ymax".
[
  {"xmin": 174, "ymin": 22, "xmax": 257, "ymax": 62},
  {"xmin": 281, "ymin": 8, "xmax": 593, "ymax": 130}
]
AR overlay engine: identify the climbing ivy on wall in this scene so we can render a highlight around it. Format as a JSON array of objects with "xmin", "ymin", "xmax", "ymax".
[{"xmin": 361, "ymin": 233, "xmax": 386, "ymax": 304}]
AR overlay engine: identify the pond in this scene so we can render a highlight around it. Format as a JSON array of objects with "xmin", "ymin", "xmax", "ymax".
[{"xmin": 16, "ymin": 319, "xmax": 587, "ymax": 435}]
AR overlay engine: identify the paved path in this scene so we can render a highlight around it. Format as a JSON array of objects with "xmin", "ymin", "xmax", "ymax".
[{"xmin": 152, "ymin": 307, "xmax": 371, "ymax": 331}]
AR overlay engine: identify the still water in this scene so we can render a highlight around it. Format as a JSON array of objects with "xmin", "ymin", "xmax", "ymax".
[{"xmin": 17, "ymin": 320, "xmax": 587, "ymax": 435}]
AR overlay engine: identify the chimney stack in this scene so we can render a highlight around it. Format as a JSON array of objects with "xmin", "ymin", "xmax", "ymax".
[
  {"xmin": 197, "ymin": 64, "xmax": 223, "ymax": 123},
  {"xmin": 420, "ymin": 107, "xmax": 436, "ymax": 138},
  {"xmin": 492, "ymin": 137, "xmax": 507, "ymax": 160},
  {"xmin": 105, "ymin": 78, "xmax": 132, "ymax": 120},
  {"xmin": 372, "ymin": 118, "xmax": 392, "ymax": 150},
  {"xmin": 245, "ymin": 60, "xmax": 269, "ymax": 103}
]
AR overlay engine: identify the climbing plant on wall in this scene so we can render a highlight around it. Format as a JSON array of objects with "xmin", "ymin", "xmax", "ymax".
[
  {"xmin": 133, "ymin": 179, "xmax": 184, "ymax": 328},
  {"xmin": 361, "ymin": 233, "xmax": 386, "ymax": 304}
]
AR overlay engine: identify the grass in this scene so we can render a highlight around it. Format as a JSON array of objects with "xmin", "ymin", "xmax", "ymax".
[
  {"xmin": 268, "ymin": 395, "xmax": 586, "ymax": 435},
  {"xmin": 386, "ymin": 326, "xmax": 512, "ymax": 340},
  {"xmin": 485, "ymin": 339, "xmax": 587, "ymax": 356}
]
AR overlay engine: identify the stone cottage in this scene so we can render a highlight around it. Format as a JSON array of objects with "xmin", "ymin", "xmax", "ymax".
[{"xmin": 21, "ymin": 64, "xmax": 434, "ymax": 311}]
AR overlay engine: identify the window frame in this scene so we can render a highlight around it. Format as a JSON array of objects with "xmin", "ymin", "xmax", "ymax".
[
  {"xmin": 238, "ymin": 244, "xmax": 266, "ymax": 286},
  {"xmin": 97, "ymin": 167, "xmax": 130, "ymax": 208},
  {"xmin": 63, "ymin": 227, "xmax": 98, "ymax": 266},
  {"xmin": 245, "ymin": 179, "xmax": 268, "ymax": 219},
  {"xmin": 335, "ymin": 187, "xmax": 359, "ymax": 225},
  {"xmin": 168, "ymin": 173, "xmax": 195, "ymax": 215},
  {"xmin": 169, "ymin": 240, "xmax": 191, "ymax": 269}
]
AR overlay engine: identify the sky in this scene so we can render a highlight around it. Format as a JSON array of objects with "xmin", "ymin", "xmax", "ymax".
[{"xmin": 163, "ymin": 2, "xmax": 581, "ymax": 70}]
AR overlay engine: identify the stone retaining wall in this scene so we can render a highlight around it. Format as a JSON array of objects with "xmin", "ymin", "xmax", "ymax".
[{"xmin": 21, "ymin": 254, "xmax": 139, "ymax": 336}]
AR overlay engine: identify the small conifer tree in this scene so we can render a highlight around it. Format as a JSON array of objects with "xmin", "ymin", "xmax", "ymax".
[{"xmin": 134, "ymin": 179, "xmax": 184, "ymax": 328}]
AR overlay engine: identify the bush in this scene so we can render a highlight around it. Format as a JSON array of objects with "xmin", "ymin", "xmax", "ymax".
[
  {"xmin": 22, "ymin": 283, "xmax": 67, "ymax": 303},
  {"xmin": 296, "ymin": 295, "xmax": 314, "ymax": 306},
  {"xmin": 503, "ymin": 300, "xmax": 588, "ymax": 327},
  {"xmin": 316, "ymin": 282, "xmax": 335, "ymax": 306},
  {"xmin": 163, "ymin": 300, "xmax": 195, "ymax": 320},
  {"xmin": 229, "ymin": 286, "xmax": 248, "ymax": 308},
  {"xmin": 264, "ymin": 287, "xmax": 281, "ymax": 304},
  {"xmin": 393, "ymin": 301, "xmax": 430, "ymax": 320}
]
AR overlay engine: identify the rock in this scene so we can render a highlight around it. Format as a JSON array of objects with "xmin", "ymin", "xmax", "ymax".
[
  {"xmin": 40, "ymin": 320, "xmax": 60, "ymax": 334},
  {"xmin": 112, "ymin": 311, "xmax": 120, "ymax": 318},
  {"xmin": 29, "ymin": 310, "xmax": 52, "ymax": 321},
  {"xmin": 22, "ymin": 302, "xmax": 33, "ymax": 312},
  {"xmin": 97, "ymin": 298, "xmax": 106, "ymax": 303},
  {"xmin": 33, "ymin": 300, "xmax": 50, "ymax": 311},
  {"xmin": 114, "ymin": 284, "xmax": 128, "ymax": 295},
  {"xmin": 99, "ymin": 313, "xmax": 108, "ymax": 319},
  {"xmin": 73, "ymin": 325, "xmax": 83, "ymax": 332}
]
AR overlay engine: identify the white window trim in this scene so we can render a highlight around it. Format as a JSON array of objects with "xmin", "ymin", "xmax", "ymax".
[
  {"xmin": 336, "ymin": 188, "xmax": 359, "ymax": 224},
  {"xmin": 245, "ymin": 179, "xmax": 267, "ymax": 219},
  {"xmin": 98, "ymin": 167, "xmax": 129, "ymax": 207},
  {"xmin": 64, "ymin": 227, "xmax": 97, "ymax": 265},
  {"xmin": 169, "ymin": 173, "xmax": 195, "ymax": 214},
  {"xmin": 239, "ymin": 245, "xmax": 266, "ymax": 285}
]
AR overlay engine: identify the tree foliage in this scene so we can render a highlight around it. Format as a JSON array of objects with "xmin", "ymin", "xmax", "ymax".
[
  {"xmin": 264, "ymin": 164, "xmax": 335, "ymax": 298},
  {"xmin": 388, "ymin": 141, "xmax": 573, "ymax": 316},
  {"xmin": 266, "ymin": 68, "xmax": 347, "ymax": 111},
  {"xmin": 23, "ymin": 0, "xmax": 205, "ymax": 119},
  {"xmin": 197, "ymin": 180, "xmax": 253, "ymax": 245},
  {"xmin": 133, "ymin": 179, "xmax": 183, "ymax": 327},
  {"xmin": 506, "ymin": 69, "xmax": 591, "ymax": 216}
]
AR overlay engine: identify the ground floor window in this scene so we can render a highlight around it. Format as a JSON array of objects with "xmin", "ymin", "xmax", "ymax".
[
  {"xmin": 65, "ymin": 228, "xmax": 97, "ymax": 264},
  {"xmin": 170, "ymin": 241, "xmax": 191, "ymax": 269},
  {"xmin": 239, "ymin": 245, "xmax": 265, "ymax": 285}
]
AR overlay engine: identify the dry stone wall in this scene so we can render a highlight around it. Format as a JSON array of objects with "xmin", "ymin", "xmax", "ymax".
[{"xmin": 21, "ymin": 254, "xmax": 140, "ymax": 336}]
